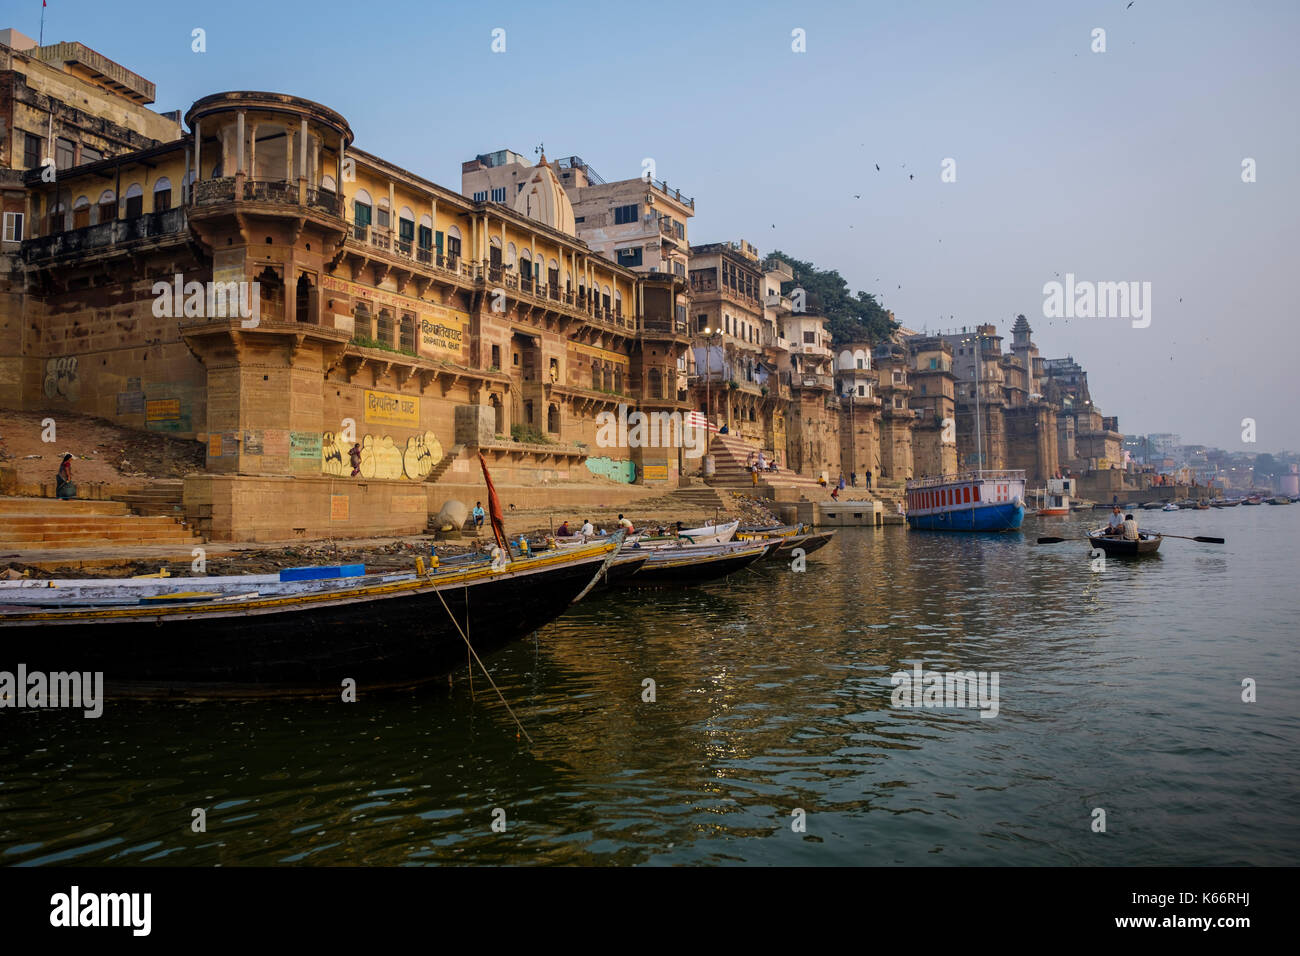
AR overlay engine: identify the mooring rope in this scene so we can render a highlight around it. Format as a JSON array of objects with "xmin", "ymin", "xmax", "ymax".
[{"xmin": 434, "ymin": 581, "xmax": 532, "ymax": 745}]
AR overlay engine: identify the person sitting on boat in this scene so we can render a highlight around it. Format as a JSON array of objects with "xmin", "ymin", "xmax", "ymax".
[
  {"xmin": 1122, "ymin": 513, "xmax": 1140, "ymax": 541},
  {"xmin": 618, "ymin": 514, "xmax": 634, "ymax": 533},
  {"xmin": 56, "ymin": 454, "xmax": 77, "ymax": 499},
  {"xmin": 1106, "ymin": 506, "xmax": 1124, "ymax": 536},
  {"xmin": 556, "ymin": 520, "xmax": 572, "ymax": 537},
  {"xmin": 580, "ymin": 519, "xmax": 594, "ymax": 536}
]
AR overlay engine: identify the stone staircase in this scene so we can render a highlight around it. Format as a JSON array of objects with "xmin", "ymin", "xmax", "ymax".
[
  {"xmin": 113, "ymin": 479, "xmax": 186, "ymax": 518},
  {"xmin": 424, "ymin": 445, "xmax": 466, "ymax": 484},
  {"xmin": 0, "ymin": 497, "xmax": 203, "ymax": 552},
  {"xmin": 704, "ymin": 433, "xmax": 843, "ymax": 503}
]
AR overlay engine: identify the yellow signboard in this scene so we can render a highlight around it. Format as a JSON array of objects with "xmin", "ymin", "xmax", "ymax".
[
  {"xmin": 364, "ymin": 390, "xmax": 420, "ymax": 427},
  {"xmin": 419, "ymin": 318, "xmax": 465, "ymax": 357},
  {"xmin": 642, "ymin": 464, "xmax": 669, "ymax": 481},
  {"xmin": 146, "ymin": 399, "xmax": 181, "ymax": 422}
]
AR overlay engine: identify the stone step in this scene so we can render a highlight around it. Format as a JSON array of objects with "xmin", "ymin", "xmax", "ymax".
[{"xmin": 0, "ymin": 497, "xmax": 131, "ymax": 516}]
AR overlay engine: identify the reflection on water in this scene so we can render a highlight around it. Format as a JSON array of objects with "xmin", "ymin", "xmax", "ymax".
[{"xmin": 2, "ymin": 508, "xmax": 1297, "ymax": 865}]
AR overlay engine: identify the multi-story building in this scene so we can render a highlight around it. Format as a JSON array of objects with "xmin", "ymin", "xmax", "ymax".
[
  {"xmin": 686, "ymin": 240, "xmax": 770, "ymax": 444},
  {"xmin": 3, "ymin": 78, "xmax": 699, "ymax": 540},
  {"xmin": 873, "ymin": 343, "xmax": 916, "ymax": 481},
  {"xmin": 1, "ymin": 28, "xmax": 183, "ymax": 250},
  {"xmin": 906, "ymin": 336, "xmax": 957, "ymax": 478},
  {"xmin": 835, "ymin": 343, "xmax": 881, "ymax": 481}
]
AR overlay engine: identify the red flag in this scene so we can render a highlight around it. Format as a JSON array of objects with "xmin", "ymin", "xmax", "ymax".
[{"xmin": 477, "ymin": 451, "xmax": 508, "ymax": 553}]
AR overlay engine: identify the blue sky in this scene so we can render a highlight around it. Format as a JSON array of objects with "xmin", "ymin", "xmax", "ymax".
[{"xmin": 19, "ymin": 0, "xmax": 1299, "ymax": 452}]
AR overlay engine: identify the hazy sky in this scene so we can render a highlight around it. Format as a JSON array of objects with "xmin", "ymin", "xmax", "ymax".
[{"xmin": 20, "ymin": 0, "xmax": 1298, "ymax": 452}]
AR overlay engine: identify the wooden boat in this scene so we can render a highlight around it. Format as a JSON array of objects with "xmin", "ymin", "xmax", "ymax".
[
  {"xmin": 1141, "ymin": 501, "xmax": 1164, "ymax": 510},
  {"xmin": 1194, "ymin": 500, "xmax": 1210, "ymax": 510},
  {"xmin": 1086, "ymin": 528, "xmax": 1162, "ymax": 556},
  {"xmin": 760, "ymin": 529, "xmax": 836, "ymax": 560},
  {"xmin": 616, "ymin": 539, "xmax": 773, "ymax": 585},
  {"xmin": 0, "ymin": 538, "xmax": 620, "ymax": 698},
  {"xmin": 736, "ymin": 523, "xmax": 802, "ymax": 541},
  {"xmin": 1267, "ymin": 496, "xmax": 1292, "ymax": 505},
  {"xmin": 1242, "ymin": 496, "xmax": 1263, "ymax": 505}
]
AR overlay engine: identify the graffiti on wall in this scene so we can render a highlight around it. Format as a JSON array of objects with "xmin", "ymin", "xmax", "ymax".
[
  {"xmin": 44, "ymin": 357, "xmax": 80, "ymax": 402},
  {"xmin": 585, "ymin": 456, "xmax": 636, "ymax": 484},
  {"xmin": 321, "ymin": 430, "xmax": 444, "ymax": 480}
]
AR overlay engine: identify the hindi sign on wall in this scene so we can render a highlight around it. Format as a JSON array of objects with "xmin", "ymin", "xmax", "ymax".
[{"xmin": 364, "ymin": 390, "xmax": 420, "ymax": 428}]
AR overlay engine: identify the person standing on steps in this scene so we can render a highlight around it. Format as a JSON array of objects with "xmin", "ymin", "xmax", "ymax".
[
  {"xmin": 56, "ymin": 453, "xmax": 77, "ymax": 499},
  {"xmin": 864, "ymin": 468, "xmax": 872, "ymax": 490}
]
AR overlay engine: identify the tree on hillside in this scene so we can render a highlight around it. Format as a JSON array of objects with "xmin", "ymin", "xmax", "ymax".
[{"xmin": 767, "ymin": 251, "xmax": 898, "ymax": 346}]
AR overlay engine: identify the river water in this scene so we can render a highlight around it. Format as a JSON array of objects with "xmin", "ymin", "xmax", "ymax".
[{"xmin": 3, "ymin": 506, "xmax": 1297, "ymax": 866}]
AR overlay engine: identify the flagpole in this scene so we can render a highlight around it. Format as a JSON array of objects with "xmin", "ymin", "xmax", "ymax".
[{"xmin": 39, "ymin": 1, "xmax": 46, "ymax": 47}]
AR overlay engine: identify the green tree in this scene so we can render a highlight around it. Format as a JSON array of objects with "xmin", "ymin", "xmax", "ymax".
[{"xmin": 767, "ymin": 250, "xmax": 898, "ymax": 346}]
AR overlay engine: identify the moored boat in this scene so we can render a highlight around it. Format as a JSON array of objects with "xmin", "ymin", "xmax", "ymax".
[
  {"xmin": 0, "ymin": 538, "xmax": 620, "ymax": 698},
  {"xmin": 1031, "ymin": 477, "xmax": 1074, "ymax": 516},
  {"xmin": 615, "ymin": 539, "xmax": 773, "ymax": 584},
  {"xmin": 1086, "ymin": 528, "xmax": 1163, "ymax": 556},
  {"xmin": 1162, "ymin": 502, "xmax": 1179, "ymax": 512},
  {"xmin": 1267, "ymin": 496, "xmax": 1291, "ymax": 505},
  {"xmin": 906, "ymin": 470, "xmax": 1025, "ymax": 531},
  {"xmin": 1242, "ymin": 495, "xmax": 1263, "ymax": 505}
]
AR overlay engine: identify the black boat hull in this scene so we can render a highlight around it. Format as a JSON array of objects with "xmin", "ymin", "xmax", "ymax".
[{"xmin": 0, "ymin": 546, "xmax": 614, "ymax": 698}]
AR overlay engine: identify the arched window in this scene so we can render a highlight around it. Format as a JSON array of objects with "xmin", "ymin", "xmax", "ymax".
[
  {"xmin": 489, "ymin": 236, "xmax": 502, "ymax": 272},
  {"xmin": 445, "ymin": 225, "xmax": 462, "ymax": 264},
  {"xmin": 397, "ymin": 206, "xmax": 415, "ymax": 253},
  {"xmin": 518, "ymin": 253, "xmax": 532, "ymax": 290},
  {"xmin": 320, "ymin": 174, "xmax": 337, "ymax": 193},
  {"xmin": 614, "ymin": 290, "xmax": 623, "ymax": 317},
  {"xmin": 505, "ymin": 242, "xmax": 516, "ymax": 267},
  {"xmin": 399, "ymin": 313, "xmax": 415, "ymax": 352},
  {"xmin": 49, "ymin": 202, "xmax": 66, "ymax": 232},
  {"xmin": 547, "ymin": 404, "xmax": 560, "ymax": 433},
  {"xmin": 72, "ymin": 195, "xmax": 90, "ymax": 229},
  {"xmin": 124, "ymin": 183, "xmax": 144, "ymax": 218},
  {"xmin": 418, "ymin": 213, "xmax": 433, "ymax": 253},
  {"xmin": 376, "ymin": 308, "xmax": 393, "ymax": 345},
  {"xmin": 96, "ymin": 189, "xmax": 116, "ymax": 224},
  {"xmin": 153, "ymin": 177, "xmax": 173, "ymax": 212},
  {"xmin": 601, "ymin": 284, "xmax": 612, "ymax": 316},
  {"xmin": 296, "ymin": 273, "xmax": 314, "ymax": 324},
  {"xmin": 353, "ymin": 189, "xmax": 372, "ymax": 235},
  {"xmin": 376, "ymin": 196, "xmax": 391, "ymax": 230}
]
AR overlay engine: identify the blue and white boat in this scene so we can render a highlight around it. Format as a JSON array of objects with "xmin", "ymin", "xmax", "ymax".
[{"xmin": 905, "ymin": 470, "xmax": 1026, "ymax": 532}]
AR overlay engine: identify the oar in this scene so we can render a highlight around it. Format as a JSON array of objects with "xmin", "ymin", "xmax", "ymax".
[
  {"xmin": 1146, "ymin": 531, "xmax": 1225, "ymax": 544},
  {"xmin": 1036, "ymin": 536, "xmax": 1068, "ymax": 544}
]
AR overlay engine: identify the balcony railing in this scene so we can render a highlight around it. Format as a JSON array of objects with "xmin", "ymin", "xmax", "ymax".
[
  {"xmin": 191, "ymin": 176, "xmax": 341, "ymax": 217},
  {"xmin": 242, "ymin": 179, "xmax": 299, "ymax": 204},
  {"xmin": 23, "ymin": 208, "xmax": 189, "ymax": 262}
]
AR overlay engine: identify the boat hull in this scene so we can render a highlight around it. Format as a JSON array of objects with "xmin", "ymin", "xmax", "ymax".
[
  {"xmin": 1087, "ymin": 531, "xmax": 1162, "ymax": 556},
  {"xmin": 0, "ymin": 544, "xmax": 616, "ymax": 698},
  {"xmin": 907, "ymin": 501, "xmax": 1024, "ymax": 532}
]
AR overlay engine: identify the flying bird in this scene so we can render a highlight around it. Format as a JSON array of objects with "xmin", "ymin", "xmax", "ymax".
[
  {"xmin": 854, "ymin": 194, "xmax": 861, "ymax": 199},
  {"xmin": 1127, "ymin": 2, "xmax": 1134, "ymax": 9},
  {"xmin": 875, "ymin": 164, "xmax": 880, "ymax": 171}
]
